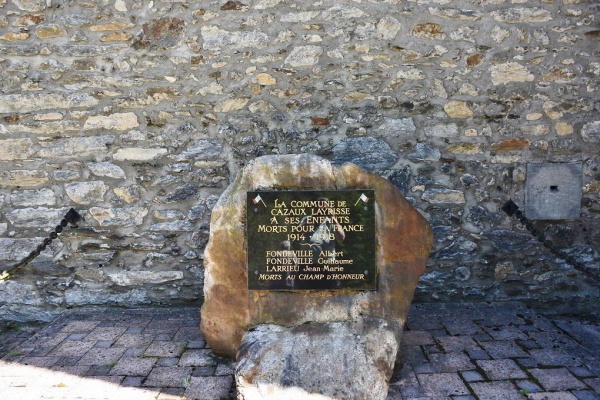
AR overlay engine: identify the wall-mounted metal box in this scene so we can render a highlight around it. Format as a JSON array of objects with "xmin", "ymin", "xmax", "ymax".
[{"xmin": 524, "ymin": 163, "xmax": 582, "ymax": 220}]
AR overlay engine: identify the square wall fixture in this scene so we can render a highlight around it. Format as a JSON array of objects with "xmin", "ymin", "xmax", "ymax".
[{"xmin": 524, "ymin": 163, "xmax": 582, "ymax": 220}]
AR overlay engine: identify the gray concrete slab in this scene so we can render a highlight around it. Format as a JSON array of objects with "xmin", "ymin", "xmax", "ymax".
[{"xmin": 0, "ymin": 302, "xmax": 598, "ymax": 399}]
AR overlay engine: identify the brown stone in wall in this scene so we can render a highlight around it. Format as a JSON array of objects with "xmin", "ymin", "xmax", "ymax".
[
  {"xmin": 201, "ymin": 154, "xmax": 433, "ymax": 357},
  {"xmin": 491, "ymin": 139, "xmax": 531, "ymax": 152}
]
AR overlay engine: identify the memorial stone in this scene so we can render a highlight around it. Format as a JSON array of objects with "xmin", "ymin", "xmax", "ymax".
[{"xmin": 200, "ymin": 154, "xmax": 433, "ymax": 398}]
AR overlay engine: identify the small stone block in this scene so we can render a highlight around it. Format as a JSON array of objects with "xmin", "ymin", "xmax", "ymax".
[
  {"xmin": 143, "ymin": 366, "xmax": 192, "ymax": 387},
  {"xmin": 525, "ymin": 162, "xmax": 582, "ymax": 220},
  {"xmin": 418, "ymin": 373, "xmax": 470, "ymax": 397},
  {"xmin": 529, "ymin": 368, "xmax": 587, "ymax": 391},
  {"xmin": 476, "ymin": 359, "xmax": 528, "ymax": 380},
  {"xmin": 461, "ymin": 370, "xmax": 484, "ymax": 382},
  {"xmin": 121, "ymin": 376, "xmax": 144, "ymax": 387},
  {"xmin": 470, "ymin": 381, "xmax": 522, "ymax": 399},
  {"xmin": 184, "ymin": 376, "xmax": 233, "ymax": 400}
]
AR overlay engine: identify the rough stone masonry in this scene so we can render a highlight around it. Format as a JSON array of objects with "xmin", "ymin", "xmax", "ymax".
[{"xmin": 0, "ymin": 0, "xmax": 599, "ymax": 322}]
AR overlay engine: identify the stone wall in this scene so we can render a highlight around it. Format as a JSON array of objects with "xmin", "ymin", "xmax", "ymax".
[{"xmin": 0, "ymin": 0, "xmax": 598, "ymax": 321}]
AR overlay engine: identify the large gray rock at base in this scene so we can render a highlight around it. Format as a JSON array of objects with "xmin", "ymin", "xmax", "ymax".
[{"xmin": 236, "ymin": 318, "xmax": 398, "ymax": 400}]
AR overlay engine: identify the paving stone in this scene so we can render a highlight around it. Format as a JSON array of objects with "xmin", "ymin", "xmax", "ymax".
[
  {"xmin": 110, "ymin": 356, "xmax": 156, "ymax": 376},
  {"xmin": 113, "ymin": 333, "xmax": 155, "ymax": 348},
  {"xmin": 439, "ymin": 317, "xmax": 481, "ymax": 335},
  {"xmin": 477, "ymin": 359, "xmax": 528, "ymax": 380},
  {"xmin": 94, "ymin": 340, "xmax": 114, "ymax": 348},
  {"xmin": 49, "ymin": 340, "xmax": 96, "ymax": 358},
  {"xmin": 125, "ymin": 326, "xmax": 144, "ymax": 334},
  {"xmin": 174, "ymin": 327, "xmax": 204, "ymax": 341},
  {"xmin": 84, "ymin": 327, "xmax": 128, "ymax": 341},
  {"xmin": 183, "ymin": 376, "xmax": 233, "ymax": 400},
  {"xmin": 466, "ymin": 348, "xmax": 491, "ymax": 360},
  {"xmin": 60, "ymin": 321, "xmax": 101, "ymax": 333},
  {"xmin": 461, "ymin": 370, "xmax": 484, "ymax": 382},
  {"xmin": 66, "ymin": 333, "xmax": 88, "ymax": 341},
  {"xmin": 478, "ymin": 340, "xmax": 529, "ymax": 359},
  {"xmin": 569, "ymin": 366, "xmax": 596, "ymax": 378},
  {"xmin": 529, "ymin": 368, "xmax": 588, "ymax": 391},
  {"xmin": 85, "ymin": 365, "xmax": 112, "ymax": 375},
  {"xmin": 49, "ymin": 365, "xmax": 91, "ymax": 376},
  {"xmin": 157, "ymin": 387, "xmax": 186, "ymax": 398},
  {"xmin": 54, "ymin": 356, "xmax": 82, "ymax": 367},
  {"xmin": 527, "ymin": 392, "xmax": 578, "ymax": 400},
  {"xmin": 123, "ymin": 348, "xmax": 146, "ymax": 357},
  {"xmin": 437, "ymin": 335, "xmax": 481, "ymax": 353},
  {"xmin": 570, "ymin": 390, "xmax": 600, "ymax": 400},
  {"xmin": 529, "ymin": 348, "xmax": 583, "ymax": 367},
  {"xmin": 417, "ymin": 373, "xmax": 470, "ymax": 397},
  {"xmin": 515, "ymin": 379, "xmax": 543, "ymax": 393},
  {"xmin": 428, "ymin": 352, "xmax": 475, "ymax": 372},
  {"xmin": 143, "ymin": 366, "xmax": 192, "ymax": 388},
  {"xmin": 144, "ymin": 342, "xmax": 184, "ymax": 358},
  {"xmin": 584, "ymin": 378, "xmax": 600, "ymax": 392},
  {"xmin": 469, "ymin": 381, "xmax": 522, "ymax": 399},
  {"xmin": 20, "ymin": 356, "xmax": 59, "ymax": 367},
  {"xmin": 186, "ymin": 340, "xmax": 206, "ymax": 349},
  {"xmin": 157, "ymin": 357, "xmax": 180, "ymax": 367},
  {"xmin": 215, "ymin": 362, "xmax": 234, "ymax": 376},
  {"xmin": 485, "ymin": 326, "xmax": 528, "ymax": 340},
  {"xmin": 121, "ymin": 376, "xmax": 144, "ymax": 387},
  {"xmin": 192, "ymin": 366, "xmax": 216, "ymax": 377},
  {"xmin": 179, "ymin": 349, "xmax": 216, "ymax": 367},
  {"xmin": 516, "ymin": 357, "xmax": 539, "ymax": 368},
  {"xmin": 77, "ymin": 347, "xmax": 126, "ymax": 366}
]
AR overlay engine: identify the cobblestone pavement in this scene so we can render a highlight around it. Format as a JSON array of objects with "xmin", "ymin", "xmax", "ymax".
[{"xmin": 0, "ymin": 302, "xmax": 598, "ymax": 400}]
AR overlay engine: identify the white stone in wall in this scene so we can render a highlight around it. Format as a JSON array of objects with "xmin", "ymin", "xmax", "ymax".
[
  {"xmin": 492, "ymin": 8, "xmax": 552, "ymax": 23},
  {"xmin": 0, "ymin": 138, "xmax": 35, "ymax": 161},
  {"xmin": 428, "ymin": 7, "xmax": 483, "ymax": 21},
  {"xmin": 424, "ymin": 123, "xmax": 459, "ymax": 137},
  {"xmin": 280, "ymin": 11, "xmax": 320, "ymax": 23},
  {"xmin": 11, "ymin": 0, "xmax": 46, "ymax": 12},
  {"xmin": 0, "ymin": 93, "xmax": 98, "ymax": 114},
  {"xmin": 284, "ymin": 46, "xmax": 323, "ymax": 67},
  {"xmin": 490, "ymin": 62, "xmax": 534, "ymax": 85},
  {"xmin": 201, "ymin": 26, "xmax": 269, "ymax": 50},
  {"xmin": 113, "ymin": 147, "xmax": 168, "ymax": 161},
  {"xmin": 322, "ymin": 5, "xmax": 367, "ymax": 20},
  {"xmin": 38, "ymin": 136, "xmax": 116, "ymax": 158},
  {"xmin": 581, "ymin": 121, "xmax": 600, "ymax": 143},
  {"xmin": 0, "ymin": 281, "xmax": 42, "ymax": 306},
  {"xmin": 396, "ymin": 66, "xmax": 427, "ymax": 80},
  {"xmin": 89, "ymin": 207, "xmax": 148, "ymax": 226},
  {"xmin": 64, "ymin": 287, "xmax": 150, "ymax": 307},
  {"xmin": 83, "ymin": 112, "xmax": 139, "ymax": 131},
  {"xmin": 421, "ymin": 189, "xmax": 466, "ymax": 204},
  {"xmin": 3, "ymin": 120, "xmax": 80, "ymax": 135},
  {"xmin": 0, "ymin": 170, "xmax": 49, "ymax": 187},
  {"xmin": 214, "ymin": 98, "xmax": 250, "ymax": 113},
  {"xmin": 87, "ymin": 162, "xmax": 126, "ymax": 179},
  {"xmin": 377, "ymin": 117, "xmax": 416, "ymax": 136},
  {"xmin": 65, "ymin": 181, "xmax": 109, "ymax": 205},
  {"xmin": 150, "ymin": 221, "xmax": 195, "ymax": 231},
  {"xmin": 6, "ymin": 207, "xmax": 71, "ymax": 228},
  {"xmin": 522, "ymin": 125, "xmax": 550, "ymax": 136},
  {"xmin": 10, "ymin": 189, "xmax": 56, "ymax": 207},
  {"xmin": 107, "ymin": 271, "xmax": 184, "ymax": 286}
]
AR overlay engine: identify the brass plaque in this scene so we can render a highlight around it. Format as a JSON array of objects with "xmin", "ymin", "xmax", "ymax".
[{"xmin": 246, "ymin": 190, "xmax": 376, "ymax": 291}]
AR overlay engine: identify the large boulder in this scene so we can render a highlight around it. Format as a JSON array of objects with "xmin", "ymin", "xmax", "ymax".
[
  {"xmin": 200, "ymin": 154, "xmax": 433, "ymax": 357},
  {"xmin": 236, "ymin": 318, "xmax": 398, "ymax": 399}
]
